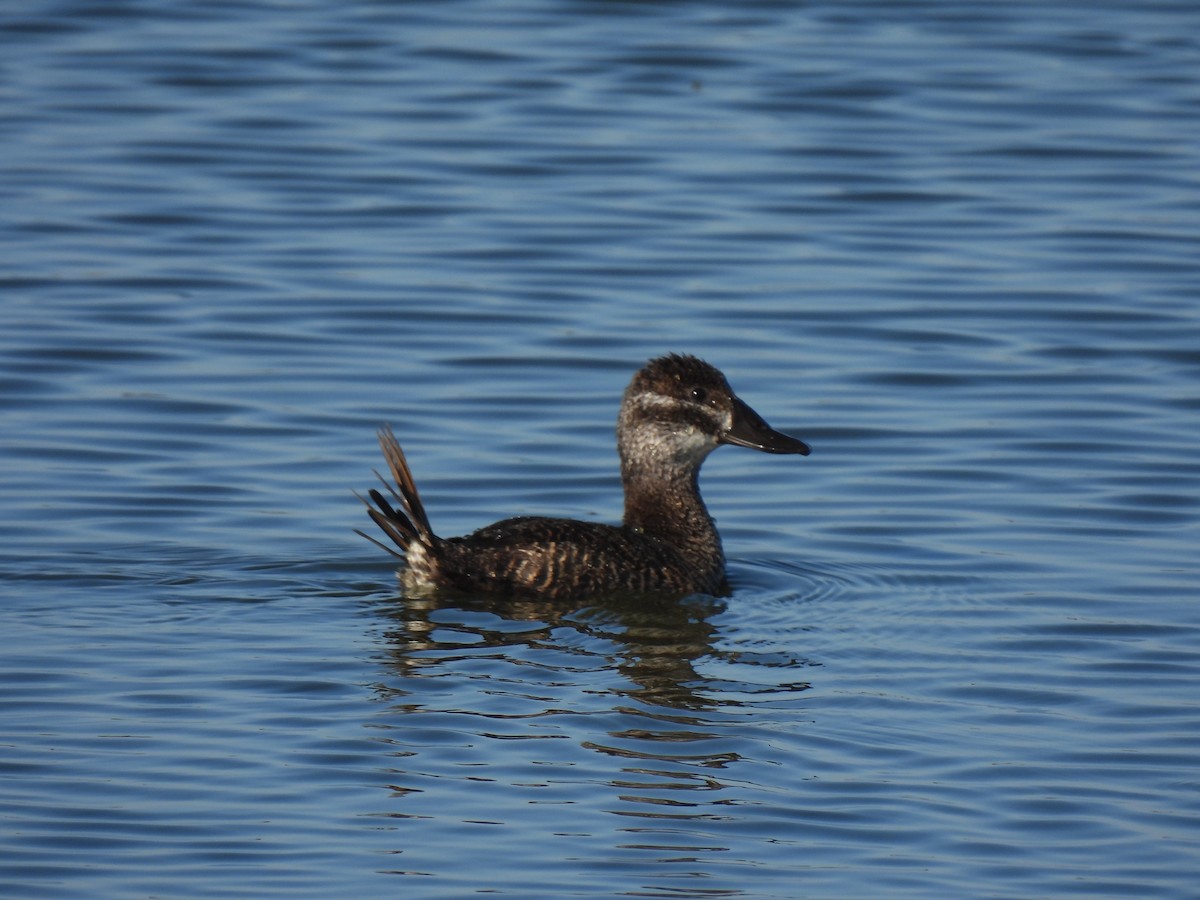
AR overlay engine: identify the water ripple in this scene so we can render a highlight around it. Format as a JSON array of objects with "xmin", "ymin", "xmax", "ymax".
[{"xmin": 3, "ymin": 0, "xmax": 1200, "ymax": 896}]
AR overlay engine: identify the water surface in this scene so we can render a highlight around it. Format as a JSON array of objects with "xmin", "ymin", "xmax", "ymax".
[{"xmin": 2, "ymin": 1, "xmax": 1199, "ymax": 897}]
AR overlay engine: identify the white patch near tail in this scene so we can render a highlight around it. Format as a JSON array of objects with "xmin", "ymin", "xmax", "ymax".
[{"xmin": 398, "ymin": 540, "xmax": 440, "ymax": 592}]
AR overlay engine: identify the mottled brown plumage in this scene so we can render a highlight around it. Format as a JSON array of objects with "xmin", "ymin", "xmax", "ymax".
[{"xmin": 358, "ymin": 354, "xmax": 810, "ymax": 600}]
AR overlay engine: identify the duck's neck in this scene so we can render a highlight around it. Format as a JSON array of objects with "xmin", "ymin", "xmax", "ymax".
[{"xmin": 620, "ymin": 459, "xmax": 724, "ymax": 571}]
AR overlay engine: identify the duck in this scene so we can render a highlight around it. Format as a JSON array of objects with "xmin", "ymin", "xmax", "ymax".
[{"xmin": 358, "ymin": 353, "xmax": 810, "ymax": 600}]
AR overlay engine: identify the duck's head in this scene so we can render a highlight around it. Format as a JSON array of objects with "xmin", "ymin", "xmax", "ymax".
[{"xmin": 617, "ymin": 353, "xmax": 810, "ymax": 476}]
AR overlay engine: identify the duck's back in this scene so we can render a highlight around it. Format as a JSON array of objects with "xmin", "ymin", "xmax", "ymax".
[{"xmin": 422, "ymin": 516, "xmax": 725, "ymax": 600}]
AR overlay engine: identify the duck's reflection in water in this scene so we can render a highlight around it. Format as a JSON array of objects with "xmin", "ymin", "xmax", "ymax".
[
  {"xmin": 372, "ymin": 588, "xmax": 739, "ymax": 710},
  {"xmin": 366, "ymin": 587, "xmax": 817, "ymax": 875},
  {"xmin": 373, "ymin": 587, "xmax": 812, "ymax": 748}
]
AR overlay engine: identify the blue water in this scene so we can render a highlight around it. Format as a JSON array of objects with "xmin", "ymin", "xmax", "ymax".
[{"xmin": 3, "ymin": 1, "xmax": 1199, "ymax": 897}]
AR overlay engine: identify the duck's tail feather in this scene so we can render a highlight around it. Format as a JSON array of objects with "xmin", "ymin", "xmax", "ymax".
[{"xmin": 356, "ymin": 425, "xmax": 437, "ymax": 557}]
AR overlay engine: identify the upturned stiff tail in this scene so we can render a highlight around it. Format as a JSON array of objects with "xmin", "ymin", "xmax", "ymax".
[{"xmin": 355, "ymin": 425, "xmax": 436, "ymax": 558}]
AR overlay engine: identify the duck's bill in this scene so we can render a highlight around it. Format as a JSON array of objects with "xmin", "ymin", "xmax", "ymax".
[{"xmin": 722, "ymin": 396, "xmax": 811, "ymax": 455}]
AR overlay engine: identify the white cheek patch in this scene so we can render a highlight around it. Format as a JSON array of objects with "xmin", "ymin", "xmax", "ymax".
[
  {"xmin": 673, "ymin": 425, "xmax": 715, "ymax": 463},
  {"xmin": 628, "ymin": 391, "xmax": 722, "ymax": 464}
]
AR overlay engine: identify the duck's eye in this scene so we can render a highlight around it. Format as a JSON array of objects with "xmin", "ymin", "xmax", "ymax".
[{"xmin": 690, "ymin": 387, "xmax": 707, "ymax": 403}]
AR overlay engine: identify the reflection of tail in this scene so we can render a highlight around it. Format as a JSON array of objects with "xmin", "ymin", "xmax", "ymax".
[{"xmin": 356, "ymin": 425, "xmax": 437, "ymax": 559}]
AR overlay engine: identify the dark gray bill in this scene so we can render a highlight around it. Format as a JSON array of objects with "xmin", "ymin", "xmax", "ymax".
[{"xmin": 721, "ymin": 396, "xmax": 811, "ymax": 455}]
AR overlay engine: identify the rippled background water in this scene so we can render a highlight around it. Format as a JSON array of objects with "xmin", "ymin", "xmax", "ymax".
[{"xmin": 3, "ymin": 1, "xmax": 1199, "ymax": 897}]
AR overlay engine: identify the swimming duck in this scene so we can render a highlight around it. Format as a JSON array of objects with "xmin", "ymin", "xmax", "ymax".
[{"xmin": 359, "ymin": 353, "xmax": 810, "ymax": 600}]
